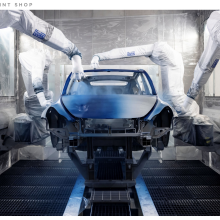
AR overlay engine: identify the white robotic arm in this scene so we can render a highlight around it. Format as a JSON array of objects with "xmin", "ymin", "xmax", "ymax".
[
  {"xmin": 184, "ymin": 11, "xmax": 220, "ymax": 111},
  {"xmin": 0, "ymin": 10, "xmax": 85, "ymax": 83},
  {"xmin": 91, "ymin": 42, "xmax": 199, "ymax": 116},
  {"xmin": 91, "ymin": 44, "xmax": 154, "ymax": 67},
  {"xmin": 19, "ymin": 49, "xmax": 52, "ymax": 107}
]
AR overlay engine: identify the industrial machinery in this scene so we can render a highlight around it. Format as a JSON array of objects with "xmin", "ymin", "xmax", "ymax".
[{"xmin": 43, "ymin": 69, "xmax": 174, "ymax": 188}]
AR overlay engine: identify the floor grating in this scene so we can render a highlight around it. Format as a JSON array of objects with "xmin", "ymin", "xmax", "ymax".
[
  {"xmin": 0, "ymin": 160, "xmax": 79, "ymax": 216},
  {"xmin": 153, "ymin": 200, "xmax": 176, "ymax": 216},
  {"xmin": 155, "ymin": 176, "xmax": 182, "ymax": 186},
  {"xmin": 0, "ymin": 199, "xmax": 24, "ymax": 216},
  {"xmin": 197, "ymin": 199, "xmax": 220, "ymax": 215},
  {"xmin": 0, "ymin": 186, "xmax": 35, "ymax": 199},
  {"xmin": 1, "ymin": 159, "xmax": 220, "ymax": 216},
  {"xmin": 186, "ymin": 186, "xmax": 220, "ymax": 199},
  {"xmin": 168, "ymin": 199, "xmax": 207, "ymax": 216},
  {"xmin": 0, "ymin": 176, "xmax": 20, "ymax": 186},
  {"xmin": 142, "ymin": 160, "xmax": 220, "ymax": 216}
]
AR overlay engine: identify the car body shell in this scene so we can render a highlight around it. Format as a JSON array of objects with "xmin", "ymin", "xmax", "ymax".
[{"xmin": 43, "ymin": 69, "xmax": 175, "ymax": 123}]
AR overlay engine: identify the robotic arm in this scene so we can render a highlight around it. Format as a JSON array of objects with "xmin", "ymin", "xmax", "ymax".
[
  {"xmin": 183, "ymin": 10, "xmax": 220, "ymax": 111},
  {"xmin": 91, "ymin": 11, "xmax": 220, "ymax": 117},
  {"xmin": 0, "ymin": 10, "xmax": 84, "ymax": 106},
  {"xmin": 19, "ymin": 49, "xmax": 52, "ymax": 107},
  {"xmin": 91, "ymin": 44, "xmax": 154, "ymax": 68},
  {"xmin": 91, "ymin": 42, "xmax": 199, "ymax": 116}
]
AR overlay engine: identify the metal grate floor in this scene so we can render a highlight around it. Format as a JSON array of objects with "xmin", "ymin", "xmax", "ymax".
[
  {"xmin": 142, "ymin": 160, "xmax": 220, "ymax": 216},
  {"xmin": 1, "ymin": 159, "xmax": 220, "ymax": 216},
  {"xmin": 0, "ymin": 160, "xmax": 79, "ymax": 216}
]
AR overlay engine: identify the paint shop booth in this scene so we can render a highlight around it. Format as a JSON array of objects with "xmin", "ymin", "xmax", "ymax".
[{"xmin": 0, "ymin": 9, "xmax": 220, "ymax": 216}]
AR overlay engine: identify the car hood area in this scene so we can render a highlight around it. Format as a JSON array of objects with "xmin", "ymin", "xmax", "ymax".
[{"xmin": 61, "ymin": 94, "xmax": 157, "ymax": 119}]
